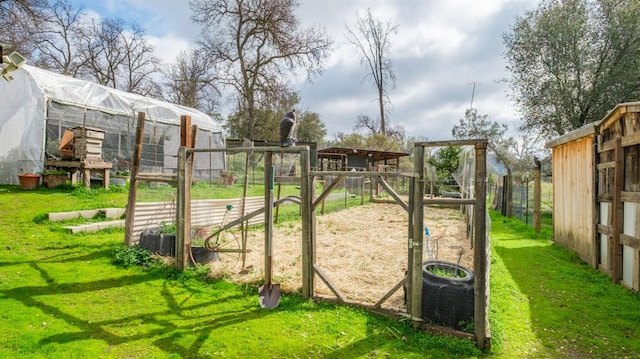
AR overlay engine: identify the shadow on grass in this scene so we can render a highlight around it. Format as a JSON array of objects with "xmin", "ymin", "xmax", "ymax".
[
  {"xmin": 0, "ymin": 240, "xmax": 269, "ymax": 357},
  {"xmin": 494, "ymin": 238, "xmax": 640, "ymax": 358},
  {"xmin": 0, "ymin": 242, "xmax": 116, "ymax": 269},
  {"xmin": 320, "ymin": 332, "xmax": 396, "ymax": 359}
]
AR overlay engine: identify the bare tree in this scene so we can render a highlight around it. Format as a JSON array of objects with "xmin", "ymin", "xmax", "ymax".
[
  {"xmin": 354, "ymin": 113, "xmax": 404, "ymax": 143},
  {"xmin": 76, "ymin": 17, "xmax": 162, "ymax": 96},
  {"xmin": 0, "ymin": 0, "xmax": 41, "ymax": 15},
  {"xmin": 120, "ymin": 23, "xmax": 162, "ymax": 96},
  {"xmin": 190, "ymin": 0, "xmax": 332, "ymax": 140},
  {"xmin": 31, "ymin": 0, "xmax": 84, "ymax": 75},
  {"xmin": 354, "ymin": 113, "xmax": 380, "ymax": 135},
  {"xmin": 0, "ymin": 0, "xmax": 45, "ymax": 57},
  {"xmin": 76, "ymin": 17, "xmax": 122, "ymax": 86},
  {"xmin": 346, "ymin": 8, "xmax": 397, "ymax": 134},
  {"xmin": 163, "ymin": 48, "xmax": 221, "ymax": 115}
]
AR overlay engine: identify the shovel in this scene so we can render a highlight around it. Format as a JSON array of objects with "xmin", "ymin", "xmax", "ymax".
[{"xmin": 259, "ymin": 157, "xmax": 281, "ymax": 308}]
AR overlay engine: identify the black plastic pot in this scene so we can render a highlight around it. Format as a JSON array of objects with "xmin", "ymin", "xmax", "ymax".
[
  {"xmin": 421, "ymin": 260, "xmax": 474, "ymax": 330},
  {"xmin": 139, "ymin": 231, "xmax": 215, "ymax": 265},
  {"xmin": 191, "ymin": 246, "xmax": 216, "ymax": 264},
  {"xmin": 139, "ymin": 232, "xmax": 176, "ymax": 256}
]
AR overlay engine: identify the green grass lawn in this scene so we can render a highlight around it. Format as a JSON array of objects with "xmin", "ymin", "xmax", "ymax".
[
  {"xmin": 1, "ymin": 184, "xmax": 639, "ymax": 358},
  {"xmin": 489, "ymin": 213, "xmax": 640, "ymax": 358},
  {"xmin": 0, "ymin": 185, "xmax": 479, "ymax": 358}
]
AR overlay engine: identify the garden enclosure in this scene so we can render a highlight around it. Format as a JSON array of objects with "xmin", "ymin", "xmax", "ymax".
[{"xmin": 150, "ymin": 139, "xmax": 490, "ymax": 349}]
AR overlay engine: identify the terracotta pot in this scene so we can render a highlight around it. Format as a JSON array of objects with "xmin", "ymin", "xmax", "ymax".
[{"xmin": 18, "ymin": 173, "xmax": 40, "ymax": 190}]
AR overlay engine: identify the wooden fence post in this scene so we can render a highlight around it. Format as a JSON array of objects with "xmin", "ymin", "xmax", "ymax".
[
  {"xmin": 612, "ymin": 136, "xmax": 624, "ymax": 283},
  {"xmin": 175, "ymin": 116, "xmax": 193, "ymax": 271},
  {"xmin": 410, "ymin": 144, "xmax": 424, "ymax": 329},
  {"xmin": 300, "ymin": 148, "xmax": 315, "ymax": 299},
  {"xmin": 175, "ymin": 146, "xmax": 191, "ymax": 271},
  {"xmin": 533, "ymin": 158, "xmax": 542, "ymax": 233},
  {"xmin": 474, "ymin": 141, "xmax": 489, "ymax": 350},
  {"xmin": 124, "ymin": 112, "xmax": 145, "ymax": 246}
]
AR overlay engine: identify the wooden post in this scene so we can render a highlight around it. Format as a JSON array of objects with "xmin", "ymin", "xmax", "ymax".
[
  {"xmin": 361, "ymin": 176, "xmax": 365, "ymax": 205},
  {"xmin": 410, "ymin": 144, "xmax": 424, "ymax": 329},
  {"xmin": 474, "ymin": 141, "xmax": 489, "ymax": 350},
  {"xmin": 176, "ymin": 146, "xmax": 186, "ymax": 270},
  {"xmin": 181, "ymin": 115, "xmax": 192, "ymax": 150},
  {"xmin": 533, "ymin": 158, "xmax": 542, "ymax": 233},
  {"xmin": 612, "ymin": 136, "xmax": 624, "ymax": 283},
  {"xmin": 592, "ymin": 136, "xmax": 599, "ymax": 269},
  {"xmin": 175, "ymin": 116, "xmax": 194, "ymax": 271},
  {"xmin": 406, "ymin": 176, "xmax": 414, "ymax": 311},
  {"xmin": 176, "ymin": 146, "xmax": 190, "ymax": 270},
  {"xmin": 189, "ymin": 122, "xmax": 198, "ymax": 175},
  {"xmin": 300, "ymin": 148, "xmax": 315, "ymax": 299},
  {"xmin": 124, "ymin": 112, "xmax": 146, "ymax": 246},
  {"xmin": 505, "ymin": 173, "xmax": 513, "ymax": 217},
  {"xmin": 265, "ymin": 151, "xmax": 273, "ymax": 287}
]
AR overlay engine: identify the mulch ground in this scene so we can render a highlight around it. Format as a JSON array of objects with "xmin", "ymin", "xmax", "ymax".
[{"xmin": 206, "ymin": 202, "xmax": 472, "ymax": 310}]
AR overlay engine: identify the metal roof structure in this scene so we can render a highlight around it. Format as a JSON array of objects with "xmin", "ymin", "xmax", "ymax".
[{"xmin": 317, "ymin": 147, "xmax": 409, "ymax": 162}]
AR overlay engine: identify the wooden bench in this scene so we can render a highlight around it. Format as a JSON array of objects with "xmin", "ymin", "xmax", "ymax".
[{"xmin": 45, "ymin": 159, "xmax": 112, "ymax": 189}]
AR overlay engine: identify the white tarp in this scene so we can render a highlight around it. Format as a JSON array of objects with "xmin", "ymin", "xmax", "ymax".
[{"xmin": 0, "ymin": 65, "xmax": 225, "ymax": 184}]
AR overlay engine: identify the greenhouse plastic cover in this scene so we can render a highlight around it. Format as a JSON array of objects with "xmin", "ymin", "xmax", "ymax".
[{"xmin": 0, "ymin": 64, "xmax": 224, "ymax": 184}]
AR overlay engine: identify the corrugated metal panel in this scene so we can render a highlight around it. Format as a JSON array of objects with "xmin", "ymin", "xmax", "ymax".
[{"xmin": 132, "ymin": 196, "xmax": 266, "ymax": 240}]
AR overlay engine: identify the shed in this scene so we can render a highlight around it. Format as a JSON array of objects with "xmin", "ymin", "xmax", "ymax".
[
  {"xmin": 546, "ymin": 101, "xmax": 640, "ymax": 290},
  {"xmin": 317, "ymin": 147, "xmax": 409, "ymax": 171},
  {"xmin": 0, "ymin": 65, "xmax": 225, "ymax": 184}
]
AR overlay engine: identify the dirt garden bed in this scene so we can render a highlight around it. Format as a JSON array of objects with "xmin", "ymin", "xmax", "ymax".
[{"xmin": 204, "ymin": 202, "xmax": 472, "ymax": 310}]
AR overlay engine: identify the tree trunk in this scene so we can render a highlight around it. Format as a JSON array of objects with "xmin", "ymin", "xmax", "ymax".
[
  {"xmin": 378, "ymin": 74, "xmax": 385, "ymax": 134},
  {"xmin": 505, "ymin": 169, "xmax": 513, "ymax": 218},
  {"xmin": 533, "ymin": 159, "xmax": 542, "ymax": 233}
]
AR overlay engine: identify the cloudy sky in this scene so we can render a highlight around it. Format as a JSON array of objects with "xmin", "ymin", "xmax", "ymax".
[{"xmin": 70, "ymin": 0, "xmax": 538, "ymax": 141}]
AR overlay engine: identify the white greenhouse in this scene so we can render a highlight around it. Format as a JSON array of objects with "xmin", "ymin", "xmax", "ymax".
[{"xmin": 0, "ymin": 65, "xmax": 225, "ymax": 185}]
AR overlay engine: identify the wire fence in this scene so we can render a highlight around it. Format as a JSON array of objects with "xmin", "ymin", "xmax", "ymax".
[{"xmin": 489, "ymin": 175, "xmax": 553, "ymax": 226}]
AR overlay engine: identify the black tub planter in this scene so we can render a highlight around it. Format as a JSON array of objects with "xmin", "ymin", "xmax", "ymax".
[
  {"xmin": 421, "ymin": 260, "xmax": 475, "ymax": 331},
  {"xmin": 139, "ymin": 231, "xmax": 215, "ymax": 265},
  {"xmin": 190, "ymin": 246, "xmax": 215, "ymax": 264},
  {"xmin": 139, "ymin": 231, "xmax": 176, "ymax": 256}
]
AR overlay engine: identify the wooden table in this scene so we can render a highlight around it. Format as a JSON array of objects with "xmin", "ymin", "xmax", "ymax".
[{"xmin": 45, "ymin": 159, "xmax": 112, "ymax": 189}]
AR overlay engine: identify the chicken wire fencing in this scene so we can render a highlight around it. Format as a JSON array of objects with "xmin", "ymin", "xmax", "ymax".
[
  {"xmin": 490, "ymin": 174, "xmax": 553, "ymax": 225},
  {"xmin": 44, "ymin": 102, "xmax": 226, "ymax": 181},
  {"xmin": 424, "ymin": 146, "xmax": 476, "ymax": 199}
]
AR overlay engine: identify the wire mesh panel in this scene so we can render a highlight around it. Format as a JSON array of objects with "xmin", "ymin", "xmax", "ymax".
[{"xmin": 45, "ymin": 102, "xmax": 225, "ymax": 180}]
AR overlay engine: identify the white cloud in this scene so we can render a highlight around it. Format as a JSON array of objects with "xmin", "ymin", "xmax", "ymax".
[
  {"xmin": 68, "ymin": 0, "xmax": 539, "ymax": 143},
  {"xmin": 146, "ymin": 34, "xmax": 192, "ymax": 65}
]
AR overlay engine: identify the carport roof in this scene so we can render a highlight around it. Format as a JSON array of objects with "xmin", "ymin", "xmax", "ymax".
[{"xmin": 317, "ymin": 147, "xmax": 409, "ymax": 162}]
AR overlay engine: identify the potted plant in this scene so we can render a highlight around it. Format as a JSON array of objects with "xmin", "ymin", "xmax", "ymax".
[
  {"xmin": 41, "ymin": 169, "xmax": 68, "ymax": 188},
  {"xmin": 17, "ymin": 170, "xmax": 40, "ymax": 190},
  {"xmin": 421, "ymin": 260, "xmax": 475, "ymax": 331},
  {"xmin": 138, "ymin": 222, "xmax": 215, "ymax": 265},
  {"xmin": 139, "ymin": 222, "xmax": 177, "ymax": 256}
]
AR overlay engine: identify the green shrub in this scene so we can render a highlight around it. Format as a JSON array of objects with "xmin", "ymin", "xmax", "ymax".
[
  {"xmin": 159, "ymin": 221, "xmax": 176, "ymax": 234},
  {"xmin": 112, "ymin": 245, "xmax": 155, "ymax": 267}
]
